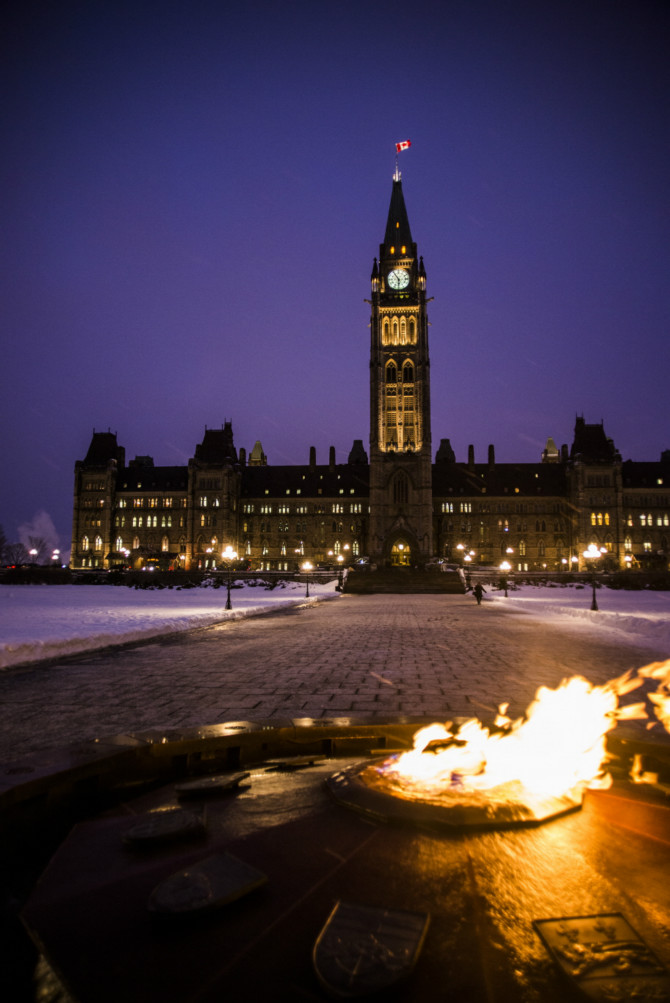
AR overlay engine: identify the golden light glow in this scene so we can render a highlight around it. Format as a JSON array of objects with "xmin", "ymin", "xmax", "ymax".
[{"xmin": 376, "ymin": 662, "xmax": 670, "ymax": 807}]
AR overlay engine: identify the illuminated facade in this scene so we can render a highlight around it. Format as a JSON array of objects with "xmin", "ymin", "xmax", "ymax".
[{"xmin": 71, "ymin": 176, "xmax": 670, "ymax": 573}]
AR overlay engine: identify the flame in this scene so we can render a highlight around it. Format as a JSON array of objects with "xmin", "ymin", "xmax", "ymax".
[
  {"xmin": 638, "ymin": 660, "xmax": 670, "ymax": 732},
  {"xmin": 378, "ymin": 664, "xmax": 669, "ymax": 805}
]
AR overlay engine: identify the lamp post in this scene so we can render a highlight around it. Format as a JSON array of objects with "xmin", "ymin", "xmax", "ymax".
[
  {"xmin": 29, "ymin": 548, "xmax": 38, "ymax": 565},
  {"xmin": 221, "ymin": 545, "xmax": 238, "ymax": 610},
  {"xmin": 302, "ymin": 561, "xmax": 313, "ymax": 598},
  {"xmin": 337, "ymin": 554, "xmax": 345, "ymax": 589},
  {"xmin": 499, "ymin": 560, "xmax": 512, "ymax": 597},
  {"xmin": 582, "ymin": 544, "xmax": 606, "ymax": 611}
]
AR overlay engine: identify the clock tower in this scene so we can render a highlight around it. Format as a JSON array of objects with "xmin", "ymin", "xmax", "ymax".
[{"xmin": 368, "ymin": 169, "xmax": 433, "ymax": 566}]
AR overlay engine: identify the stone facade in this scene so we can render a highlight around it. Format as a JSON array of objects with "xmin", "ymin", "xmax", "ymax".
[{"xmin": 71, "ymin": 178, "xmax": 670, "ymax": 573}]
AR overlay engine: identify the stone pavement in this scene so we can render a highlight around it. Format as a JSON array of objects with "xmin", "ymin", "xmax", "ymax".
[{"xmin": 0, "ymin": 593, "xmax": 666, "ymax": 765}]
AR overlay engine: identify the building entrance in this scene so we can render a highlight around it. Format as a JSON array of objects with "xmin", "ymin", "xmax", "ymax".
[{"xmin": 390, "ymin": 540, "xmax": 411, "ymax": 566}]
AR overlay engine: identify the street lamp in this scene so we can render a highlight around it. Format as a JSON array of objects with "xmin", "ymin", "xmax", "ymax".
[
  {"xmin": 302, "ymin": 560, "xmax": 313, "ymax": 598},
  {"xmin": 499, "ymin": 560, "xmax": 512, "ymax": 597},
  {"xmin": 221, "ymin": 545, "xmax": 238, "ymax": 610},
  {"xmin": 29, "ymin": 548, "xmax": 38, "ymax": 564},
  {"xmin": 337, "ymin": 554, "xmax": 345, "ymax": 589},
  {"xmin": 582, "ymin": 544, "xmax": 606, "ymax": 611}
]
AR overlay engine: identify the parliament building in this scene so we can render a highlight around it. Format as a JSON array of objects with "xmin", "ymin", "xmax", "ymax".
[{"xmin": 71, "ymin": 173, "xmax": 670, "ymax": 574}]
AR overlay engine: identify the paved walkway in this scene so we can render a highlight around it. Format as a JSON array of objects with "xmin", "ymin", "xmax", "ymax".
[{"xmin": 0, "ymin": 594, "xmax": 665, "ymax": 764}]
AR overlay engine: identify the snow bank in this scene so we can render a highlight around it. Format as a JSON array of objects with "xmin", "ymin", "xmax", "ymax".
[
  {"xmin": 489, "ymin": 584, "xmax": 670, "ymax": 650},
  {"xmin": 0, "ymin": 581, "xmax": 339, "ymax": 669}
]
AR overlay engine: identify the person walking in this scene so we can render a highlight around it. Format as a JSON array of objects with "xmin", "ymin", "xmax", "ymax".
[{"xmin": 472, "ymin": 582, "xmax": 486, "ymax": 605}]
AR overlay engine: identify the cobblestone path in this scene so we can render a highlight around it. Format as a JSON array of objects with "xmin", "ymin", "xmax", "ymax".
[{"xmin": 0, "ymin": 594, "xmax": 665, "ymax": 763}]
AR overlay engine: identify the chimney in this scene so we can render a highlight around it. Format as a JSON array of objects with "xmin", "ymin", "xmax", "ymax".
[
  {"xmin": 488, "ymin": 444, "xmax": 495, "ymax": 467},
  {"xmin": 239, "ymin": 447, "xmax": 246, "ymax": 467},
  {"xmin": 329, "ymin": 446, "xmax": 336, "ymax": 471},
  {"xmin": 309, "ymin": 446, "xmax": 316, "ymax": 470},
  {"xmin": 468, "ymin": 444, "xmax": 475, "ymax": 468}
]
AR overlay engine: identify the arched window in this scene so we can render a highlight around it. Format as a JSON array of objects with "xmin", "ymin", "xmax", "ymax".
[
  {"xmin": 94, "ymin": 535, "xmax": 102, "ymax": 551},
  {"xmin": 538, "ymin": 539, "xmax": 545, "ymax": 557},
  {"xmin": 382, "ymin": 318, "xmax": 389, "ymax": 344},
  {"xmin": 400, "ymin": 317, "xmax": 407, "ymax": 343},
  {"xmin": 393, "ymin": 472, "xmax": 409, "ymax": 505},
  {"xmin": 133, "ymin": 536, "xmax": 140, "ymax": 550},
  {"xmin": 161, "ymin": 536, "xmax": 169, "ymax": 552},
  {"xmin": 409, "ymin": 318, "xmax": 416, "ymax": 342},
  {"xmin": 519, "ymin": 540, "xmax": 526, "ymax": 557},
  {"xmin": 403, "ymin": 363, "xmax": 414, "ymax": 382},
  {"xmin": 81, "ymin": 535, "xmax": 89, "ymax": 551},
  {"xmin": 386, "ymin": 363, "xmax": 397, "ymax": 383},
  {"xmin": 392, "ymin": 318, "xmax": 399, "ymax": 341}
]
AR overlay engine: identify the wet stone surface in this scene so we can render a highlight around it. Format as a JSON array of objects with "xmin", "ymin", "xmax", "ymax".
[{"xmin": 0, "ymin": 593, "xmax": 666, "ymax": 764}]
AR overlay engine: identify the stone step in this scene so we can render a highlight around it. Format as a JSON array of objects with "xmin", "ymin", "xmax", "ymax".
[{"xmin": 343, "ymin": 569, "xmax": 466, "ymax": 595}]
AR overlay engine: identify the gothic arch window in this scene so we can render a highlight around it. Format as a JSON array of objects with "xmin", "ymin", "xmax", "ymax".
[
  {"xmin": 94, "ymin": 535, "xmax": 103, "ymax": 551},
  {"xmin": 393, "ymin": 472, "xmax": 409, "ymax": 506},
  {"xmin": 161, "ymin": 536, "xmax": 169, "ymax": 552},
  {"xmin": 519, "ymin": 540, "xmax": 526, "ymax": 557},
  {"xmin": 386, "ymin": 362, "xmax": 397, "ymax": 383},
  {"xmin": 382, "ymin": 318, "xmax": 390, "ymax": 344},
  {"xmin": 392, "ymin": 318, "xmax": 399, "ymax": 341},
  {"xmin": 81, "ymin": 535, "xmax": 89, "ymax": 551},
  {"xmin": 409, "ymin": 318, "xmax": 416, "ymax": 343},
  {"xmin": 538, "ymin": 539, "xmax": 546, "ymax": 557},
  {"xmin": 133, "ymin": 536, "xmax": 140, "ymax": 550},
  {"xmin": 400, "ymin": 317, "xmax": 407, "ymax": 343},
  {"xmin": 115, "ymin": 536, "xmax": 123, "ymax": 551},
  {"xmin": 403, "ymin": 362, "xmax": 414, "ymax": 382}
]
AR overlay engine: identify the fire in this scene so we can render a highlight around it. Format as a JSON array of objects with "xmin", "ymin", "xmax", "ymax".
[
  {"xmin": 639, "ymin": 660, "xmax": 670, "ymax": 732},
  {"xmin": 377, "ymin": 662, "xmax": 670, "ymax": 807}
]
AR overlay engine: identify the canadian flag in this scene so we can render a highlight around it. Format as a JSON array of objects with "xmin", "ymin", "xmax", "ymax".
[{"xmin": 395, "ymin": 140, "xmax": 411, "ymax": 152}]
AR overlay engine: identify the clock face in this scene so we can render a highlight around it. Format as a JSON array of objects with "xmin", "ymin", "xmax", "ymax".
[{"xmin": 387, "ymin": 268, "xmax": 410, "ymax": 290}]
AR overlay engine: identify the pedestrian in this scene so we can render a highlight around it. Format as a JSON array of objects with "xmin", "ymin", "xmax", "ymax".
[{"xmin": 472, "ymin": 582, "xmax": 485, "ymax": 605}]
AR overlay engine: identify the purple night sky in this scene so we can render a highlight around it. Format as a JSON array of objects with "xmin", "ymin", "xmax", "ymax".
[{"xmin": 2, "ymin": 0, "xmax": 669, "ymax": 556}]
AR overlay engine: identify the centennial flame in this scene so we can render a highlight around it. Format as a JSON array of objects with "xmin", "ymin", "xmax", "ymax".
[{"xmin": 377, "ymin": 660, "xmax": 670, "ymax": 806}]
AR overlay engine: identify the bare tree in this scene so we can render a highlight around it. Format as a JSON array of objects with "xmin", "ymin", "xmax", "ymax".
[
  {"xmin": 27, "ymin": 536, "xmax": 50, "ymax": 563},
  {"xmin": 5, "ymin": 542, "xmax": 28, "ymax": 565}
]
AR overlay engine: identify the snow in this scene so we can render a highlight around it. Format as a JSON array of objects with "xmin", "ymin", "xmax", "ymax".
[
  {"xmin": 488, "ymin": 583, "xmax": 670, "ymax": 651},
  {"xmin": 0, "ymin": 580, "xmax": 339, "ymax": 669},
  {"xmin": 0, "ymin": 580, "xmax": 668, "ymax": 671}
]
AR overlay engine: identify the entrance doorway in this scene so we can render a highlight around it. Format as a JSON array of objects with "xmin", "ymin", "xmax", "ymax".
[{"xmin": 390, "ymin": 540, "xmax": 411, "ymax": 566}]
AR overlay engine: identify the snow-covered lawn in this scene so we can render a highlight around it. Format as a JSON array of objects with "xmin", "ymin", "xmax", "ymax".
[
  {"xmin": 488, "ymin": 582, "xmax": 670, "ymax": 651},
  {"xmin": 0, "ymin": 580, "xmax": 339, "ymax": 669},
  {"xmin": 0, "ymin": 581, "xmax": 668, "ymax": 670}
]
